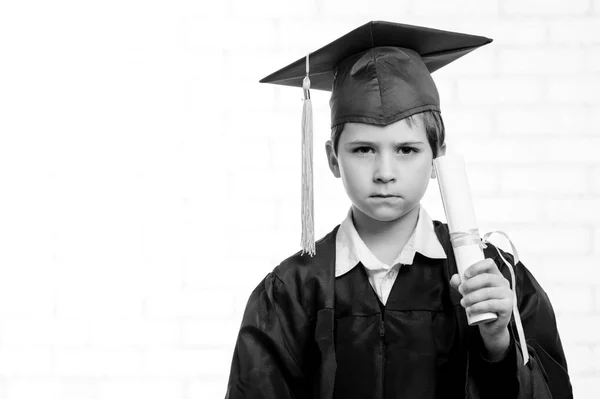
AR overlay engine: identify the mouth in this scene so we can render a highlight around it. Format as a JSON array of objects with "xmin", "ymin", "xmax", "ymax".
[{"xmin": 371, "ymin": 194, "xmax": 400, "ymax": 198}]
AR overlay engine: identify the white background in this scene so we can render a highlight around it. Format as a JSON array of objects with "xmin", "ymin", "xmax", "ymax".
[{"xmin": 0, "ymin": 0, "xmax": 599, "ymax": 397}]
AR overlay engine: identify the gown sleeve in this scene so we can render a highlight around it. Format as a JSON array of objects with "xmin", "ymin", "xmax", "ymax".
[
  {"xmin": 225, "ymin": 271, "xmax": 313, "ymax": 399},
  {"xmin": 467, "ymin": 247, "xmax": 574, "ymax": 399}
]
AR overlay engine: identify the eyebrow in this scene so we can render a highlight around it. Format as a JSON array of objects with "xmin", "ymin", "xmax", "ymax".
[{"xmin": 344, "ymin": 140, "xmax": 426, "ymax": 147}]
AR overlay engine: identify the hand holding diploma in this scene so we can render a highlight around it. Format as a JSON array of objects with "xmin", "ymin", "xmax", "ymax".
[
  {"xmin": 450, "ymin": 259, "xmax": 513, "ymax": 360},
  {"xmin": 435, "ymin": 154, "xmax": 530, "ymax": 364}
]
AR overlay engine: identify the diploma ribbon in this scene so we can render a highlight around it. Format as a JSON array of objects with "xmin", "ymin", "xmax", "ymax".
[
  {"xmin": 449, "ymin": 229, "xmax": 487, "ymax": 249},
  {"xmin": 449, "ymin": 229, "xmax": 530, "ymax": 365}
]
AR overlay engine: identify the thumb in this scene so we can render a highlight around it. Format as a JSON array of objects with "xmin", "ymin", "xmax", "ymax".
[{"xmin": 449, "ymin": 273, "xmax": 461, "ymax": 292}]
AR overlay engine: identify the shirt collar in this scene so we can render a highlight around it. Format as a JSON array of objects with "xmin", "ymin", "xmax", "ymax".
[{"xmin": 335, "ymin": 206, "xmax": 447, "ymax": 278}]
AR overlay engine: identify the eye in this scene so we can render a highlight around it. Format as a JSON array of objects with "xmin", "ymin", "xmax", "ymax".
[
  {"xmin": 353, "ymin": 146, "xmax": 374, "ymax": 154},
  {"xmin": 397, "ymin": 146, "xmax": 419, "ymax": 155}
]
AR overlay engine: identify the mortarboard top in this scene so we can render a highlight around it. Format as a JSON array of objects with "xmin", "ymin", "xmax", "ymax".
[
  {"xmin": 259, "ymin": 21, "xmax": 492, "ymax": 255},
  {"xmin": 260, "ymin": 21, "xmax": 492, "ymax": 92}
]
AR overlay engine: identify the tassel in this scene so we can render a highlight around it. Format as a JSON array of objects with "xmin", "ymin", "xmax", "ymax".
[{"xmin": 301, "ymin": 54, "xmax": 315, "ymax": 256}]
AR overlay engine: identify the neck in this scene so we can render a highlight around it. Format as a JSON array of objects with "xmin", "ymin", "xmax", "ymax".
[{"xmin": 351, "ymin": 204, "xmax": 420, "ymax": 254}]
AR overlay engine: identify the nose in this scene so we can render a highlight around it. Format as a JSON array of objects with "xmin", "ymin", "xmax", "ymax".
[{"xmin": 373, "ymin": 153, "xmax": 396, "ymax": 183}]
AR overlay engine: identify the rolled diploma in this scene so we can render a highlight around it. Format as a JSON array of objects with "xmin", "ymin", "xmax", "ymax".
[{"xmin": 434, "ymin": 154, "xmax": 497, "ymax": 325}]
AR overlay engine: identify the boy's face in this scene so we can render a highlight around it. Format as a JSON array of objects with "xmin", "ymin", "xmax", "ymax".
[{"xmin": 326, "ymin": 117, "xmax": 441, "ymax": 223}]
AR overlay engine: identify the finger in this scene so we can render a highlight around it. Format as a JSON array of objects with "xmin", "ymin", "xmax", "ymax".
[
  {"xmin": 450, "ymin": 274, "xmax": 461, "ymax": 291},
  {"xmin": 460, "ymin": 273, "xmax": 509, "ymax": 295},
  {"xmin": 466, "ymin": 298, "xmax": 512, "ymax": 316},
  {"xmin": 460, "ymin": 287, "xmax": 509, "ymax": 308},
  {"xmin": 464, "ymin": 258, "xmax": 498, "ymax": 279}
]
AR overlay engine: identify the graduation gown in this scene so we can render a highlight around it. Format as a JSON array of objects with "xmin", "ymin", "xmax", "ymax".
[{"xmin": 225, "ymin": 222, "xmax": 573, "ymax": 398}]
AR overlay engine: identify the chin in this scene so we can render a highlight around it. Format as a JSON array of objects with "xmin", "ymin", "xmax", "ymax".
[{"xmin": 362, "ymin": 205, "xmax": 410, "ymax": 223}]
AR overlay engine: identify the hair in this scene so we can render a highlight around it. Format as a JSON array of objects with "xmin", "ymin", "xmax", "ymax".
[{"xmin": 330, "ymin": 110, "xmax": 446, "ymax": 158}]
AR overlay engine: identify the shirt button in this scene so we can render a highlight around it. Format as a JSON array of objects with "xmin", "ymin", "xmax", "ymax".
[{"xmin": 388, "ymin": 269, "xmax": 396, "ymax": 279}]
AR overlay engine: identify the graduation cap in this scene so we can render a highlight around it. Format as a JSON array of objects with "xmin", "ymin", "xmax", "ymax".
[{"xmin": 260, "ymin": 21, "xmax": 492, "ymax": 256}]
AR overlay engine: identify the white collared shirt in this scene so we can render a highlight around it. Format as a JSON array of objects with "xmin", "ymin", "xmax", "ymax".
[{"xmin": 335, "ymin": 206, "xmax": 447, "ymax": 305}]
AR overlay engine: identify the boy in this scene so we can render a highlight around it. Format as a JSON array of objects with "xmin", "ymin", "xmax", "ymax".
[{"xmin": 225, "ymin": 22, "xmax": 572, "ymax": 398}]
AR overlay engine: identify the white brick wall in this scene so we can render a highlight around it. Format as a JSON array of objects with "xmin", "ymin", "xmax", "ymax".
[
  {"xmin": 0, "ymin": 0, "xmax": 597, "ymax": 398},
  {"xmin": 502, "ymin": 0, "xmax": 591, "ymax": 15}
]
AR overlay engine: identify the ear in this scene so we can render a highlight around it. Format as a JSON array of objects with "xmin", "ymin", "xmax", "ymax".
[
  {"xmin": 431, "ymin": 143, "xmax": 447, "ymax": 179},
  {"xmin": 325, "ymin": 140, "xmax": 341, "ymax": 178}
]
